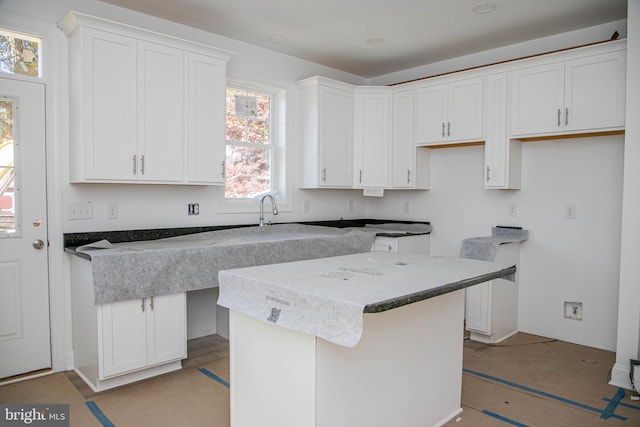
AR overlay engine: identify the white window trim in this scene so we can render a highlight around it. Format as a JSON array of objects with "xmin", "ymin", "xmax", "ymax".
[{"xmin": 217, "ymin": 78, "xmax": 291, "ymax": 214}]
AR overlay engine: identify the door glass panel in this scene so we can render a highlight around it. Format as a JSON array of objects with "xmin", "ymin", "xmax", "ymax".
[
  {"xmin": 0, "ymin": 29, "xmax": 41, "ymax": 78},
  {"xmin": 0, "ymin": 97, "xmax": 18, "ymax": 236}
]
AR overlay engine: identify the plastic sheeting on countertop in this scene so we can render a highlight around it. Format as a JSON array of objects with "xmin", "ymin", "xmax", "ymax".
[
  {"xmin": 459, "ymin": 227, "xmax": 528, "ymax": 281},
  {"xmin": 217, "ymin": 252, "xmax": 514, "ymax": 347},
  {"xmin": 75, "ymin": 224, "xmax": 376, "ymax": 305}
]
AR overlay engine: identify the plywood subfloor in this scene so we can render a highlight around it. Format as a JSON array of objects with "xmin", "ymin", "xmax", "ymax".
[{"xmin": 1, "ymin": 333, "xmax": 638, "ymax": 426}]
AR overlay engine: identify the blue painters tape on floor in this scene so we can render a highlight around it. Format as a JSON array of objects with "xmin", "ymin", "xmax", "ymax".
[
  {"xmin": 463, "ymin": 369, "xmax": 626, "ymax": 421},
  {"xmin": 601, "ymin": 388, "xmax": 625, "ymax": 419},
  {"xmin": 199, "ymin": 367, "xmax": 230, "ymax": 388},
  {"xmin": 85, "ymin": 401, "xmax": 115, "ymax": 427},
  {"xmin": 482, "ymin": 410, "xmax": 529, "ymax": 427},
  {"xmin": 604, "ymin": 397, "xmax": 640, "ymax": 411}
]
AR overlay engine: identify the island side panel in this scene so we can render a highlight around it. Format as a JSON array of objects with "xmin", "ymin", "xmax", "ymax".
[
  {"xmin": 316, "ymin": 290, "xmax": 465, "ymax": 427},
  {"xmin": 229, "ymin": 310, "xmax": 317, "ymax": 427}
]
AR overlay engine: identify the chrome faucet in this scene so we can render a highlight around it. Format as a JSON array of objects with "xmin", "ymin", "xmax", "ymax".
[{"xmin": 259, "ymin": 194, "xmax": 279, "ymax": 226}]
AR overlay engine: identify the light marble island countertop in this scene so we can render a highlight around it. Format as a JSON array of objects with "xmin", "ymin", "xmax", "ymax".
[{"xmin": 218, "ymin": 251, "xmax": 515, "ymax": 347}]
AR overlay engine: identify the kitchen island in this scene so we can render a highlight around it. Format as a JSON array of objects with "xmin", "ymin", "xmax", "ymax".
[{"xmin": 218, "ymin": 252, "xmax": 515, "ymax": 427}]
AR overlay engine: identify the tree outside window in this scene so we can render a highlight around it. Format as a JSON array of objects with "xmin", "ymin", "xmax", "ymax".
[
  {"xmin": 0, "ymin": 29, "xmax": 41, "ymax": 78},
  {"xmin": 225, "ymin": 86, "xmax": 274, "ymax": 198}
]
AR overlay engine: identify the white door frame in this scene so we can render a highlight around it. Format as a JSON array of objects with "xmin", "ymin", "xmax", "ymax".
[{"xmin": 0, "ymin": 12, "xmax": 69, "ymax": 380}]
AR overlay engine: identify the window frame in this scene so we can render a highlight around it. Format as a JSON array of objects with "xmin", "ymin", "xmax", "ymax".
[{"xmin": 217, "ymin": 78, "xmax": 290, "ymax": 215}]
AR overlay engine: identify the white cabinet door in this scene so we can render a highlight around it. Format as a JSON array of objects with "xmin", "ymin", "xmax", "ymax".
[
  {"xmin": 465, "ymin": 283, "xmax": 491, "ymax": 334},
  {"xmin": 484, "ymin": 73, "xmax": 521, "ymax": 189},
  {"xmin": 77, "ymin": 27, "xmax": 138, "ymax": 181},
  {"xmin": 354, "ymin": 88, "xmax": 391, "ymax": 188},
  {"xmin": 100, "ymin": 298, "xmax": 148, "ymax": 378},
  {"xmin": 147, "ymin": 294, "xmax": 187, "ymax": 366},
  {"xmin": 415, "ymin": 84, "xmax": 447, "ymax": 145},
  {"xmin": 448, "ymin": 78, "xmax": 484, "ymax": 142},
  {"xmin": 299, "ymin": 77, "xmax": 354, "ymax": 188},
  {"xmin": 99, "ymin": 294, "xmax": 186, "ymax": 378},
  {"xmin": 391, "ymin": 90, "xmax": 415, "ymax": 188},
  {"xmin": 510, "ymin": 62, "xmax": 565, "ymax": 137},
  {"xmin": 564, "ymin": 51, "xmax": 626, "ymax": 132},
  {"xmin": 137, "ymin": 41, "xmax": 185, "ymax": 182},
  {"xmin": 415, "ymin": 77, "xmax": 483, "ymax": 145},
  {"xmin": 391, "ymin": 90, "xmax": 430, "ymax": 189},
  {"xmin": 187, "ymin": 53, "xmax": 227, "ymax": 184}
]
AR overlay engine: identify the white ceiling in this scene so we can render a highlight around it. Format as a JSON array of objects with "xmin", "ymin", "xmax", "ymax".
[{"xmin": 98, "ymin": 0, "xmax": 627, "ymax": 78}]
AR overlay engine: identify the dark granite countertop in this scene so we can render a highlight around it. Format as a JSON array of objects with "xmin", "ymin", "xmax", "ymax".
[{"xmin": 63, "ymin": 218, "xmax": 431, "ymax": 249}]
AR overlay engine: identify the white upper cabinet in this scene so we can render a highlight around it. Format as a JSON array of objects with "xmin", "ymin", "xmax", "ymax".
[
  {"xmin": 390, "ymin": 90, "xmax": 430, "ymax": 189},
  {"xmin": 137, "ymin": 41, "xmax": 185, "ymax": 182},
  {"xmin": 298, "ymin": 77, "xmax": 354, "ymax": 188},
  {"xmin": 510, "ymin": 50, "xmax": 626, "ymax": 138},
  {"xmin": 415, "ymin": 77, "xmax": 483, "ymax": 145},
  {"xmin": 60, "ymin": 12, "xmax": 232, "ymax": 185},
  {"xmin": 187, "ymin": 53, "xmax": 228, "ymax": 184},
  {"xmin": 483, "ymin": 73, "xmax": 521, "ymax": 189},
  {"xmin": 353, "ymin": 88, "xmax": 391, "ymax": 188}
]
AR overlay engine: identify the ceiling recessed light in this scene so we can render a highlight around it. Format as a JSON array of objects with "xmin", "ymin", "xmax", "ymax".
[
  {"xmin": 366, "ymin": 38, "xmax": 386, "ymax": 46},
  {"xmin": 268, "ymin": 33, "xmax": 287, "ymax": 44},
  {"xmin": 472, "ymin": 2, "xmax": 497, "ymax": 14}
]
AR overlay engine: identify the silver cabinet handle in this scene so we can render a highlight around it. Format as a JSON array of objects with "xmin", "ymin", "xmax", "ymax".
[
  {"xmin": 441, "ymin": 122, "xmax": 445, "ymax": 138},
  {"xmin": 140, "ymin": 155, "xmax": 145, "ymax": 175},
  {"xmin": 486, "ymin": 166, "xmax": 490, "ymax": 182},
  {"xmin": 221, "ymin": 161, "xmax": 225, "ymax": 178},
  {"xmin": 447, "ymin": 122, "xmax": 451, "ymax": 137},
  {"xmin": 141, "ymin": 298, "xmax": 145, "ymax": 312},
  {"xmin": 407, "ymin": 169, "xmax": 412, "ymax": 184},
  {"xmin": 557, "ymin": 109, "xmax": 561, "ymax": 127},
  {"xmin": 565, "ymin": 108, "xmax": 569, "ymax": 126},
  {"xmin": 132, "ymin": 155, "xmax": 137, "ymax": 175},
  {"xmin": 321, "ymin": 168, "xmax": 327, "ymax": 182},
  {"xmin": 359, "ymin": 170, "xmax": 362, "ymax": 183}
]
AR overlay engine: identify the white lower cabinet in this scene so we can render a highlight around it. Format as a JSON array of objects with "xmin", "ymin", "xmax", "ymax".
[
  {"xmin": 70, "ymin": 256, "xmax": 187, "ymax": 392},
  {"xmin": 465, "ymin": 243, "xmax": 519, "ymax": 344}
]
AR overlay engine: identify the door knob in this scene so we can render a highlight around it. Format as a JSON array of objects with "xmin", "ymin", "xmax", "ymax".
[{"xmin": 33, "ymin": 239, "xmax": 45, "ymax": 250}]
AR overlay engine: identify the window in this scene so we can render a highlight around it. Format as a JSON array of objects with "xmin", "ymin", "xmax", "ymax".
[
  {"xmin": 0, "ymin": 29, "xmax": 41, "ymax": 78},
  {"xmin": 0, "ymin": 97, "xmax": 17, "ymax": 234},
  {"xmin": 225, "ymin": 85, "xmax": 275, "ymax": 199}
]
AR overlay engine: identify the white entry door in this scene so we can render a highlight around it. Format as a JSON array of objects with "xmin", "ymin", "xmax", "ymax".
[{"xmin": 0, "ymin": 77, "xmax": 50, "ymax": 379}]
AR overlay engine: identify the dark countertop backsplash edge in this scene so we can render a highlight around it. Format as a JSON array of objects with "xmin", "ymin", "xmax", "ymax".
[{"xmin": 63, "ymin": 219, "xmax": 431, "ymax": 249}]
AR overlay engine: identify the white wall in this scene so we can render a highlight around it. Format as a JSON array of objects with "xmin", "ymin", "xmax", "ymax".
[{"xmin": 367, "ymin": 138, "xmax": 624, "ymax": 351}]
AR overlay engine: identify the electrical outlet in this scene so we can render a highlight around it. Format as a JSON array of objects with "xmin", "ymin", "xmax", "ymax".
[
  {"xmin": 564, "ymin": 301, "xmax": 583, "ymax": 321},
  {"xmin": 188, "ymin": 203, "xmax": 200, "ymax": 215},
  {"xmin": 565, "ymin": 204, "xmax": 576, "ymax": 219},
  {"xmin": 508, "ymin": 203, "xmax": 517, "ymax": 217},
  {"xmin": 107, "ymin": 202, "xmax": 118, "ymax": 219}
]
